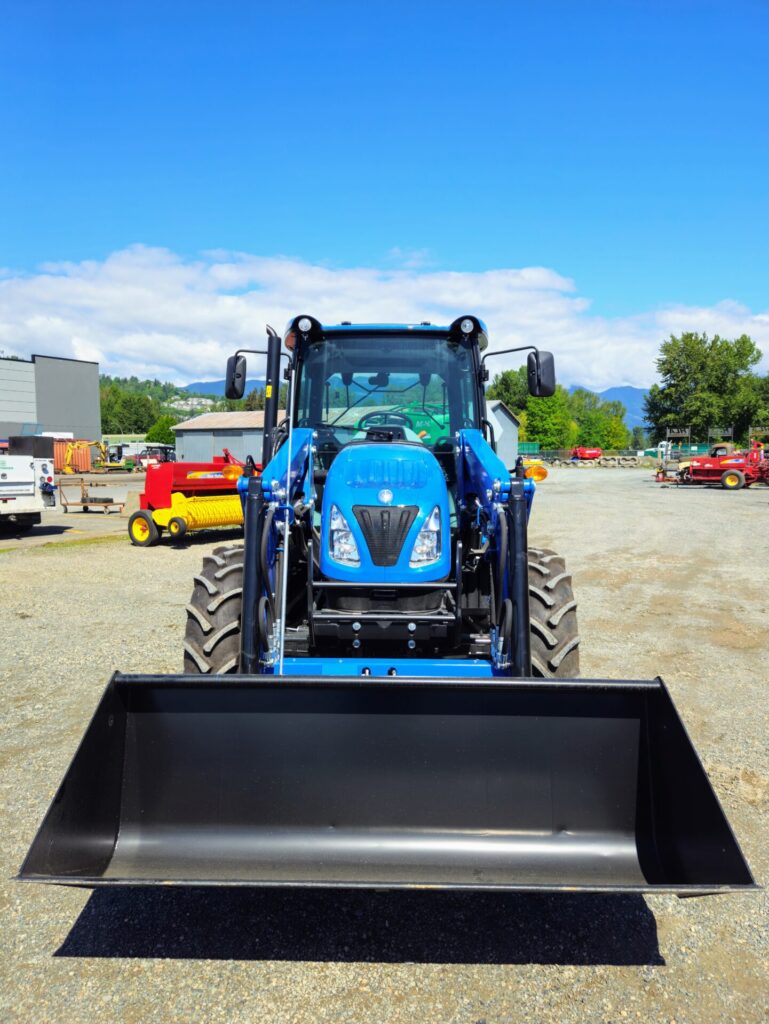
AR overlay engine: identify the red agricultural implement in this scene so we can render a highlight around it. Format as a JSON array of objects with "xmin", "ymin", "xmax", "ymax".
[
  {"xmin": 571, "ymin": 446, "xmax": 603, "ymax": 460},
  {"xmin": 656, "ymin": 442, "xmax": 769, "ymax": 489},
  {"xmin": 128, "ymin": 451, "xmax": 256, "ymax": 545}
]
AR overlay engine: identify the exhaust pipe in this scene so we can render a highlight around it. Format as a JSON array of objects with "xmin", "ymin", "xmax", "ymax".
[{"xmin": 19, "ymin": 674, "xmax": 755, "ymax": 893}]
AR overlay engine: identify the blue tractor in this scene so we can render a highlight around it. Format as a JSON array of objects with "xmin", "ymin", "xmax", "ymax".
[
  {"xmin": 19, "ymin": 317, "xmax": 754, "ymax": 897},
  {"xmin": 184, "ymin": 315, "xmax": 578, "ymax": 680}
]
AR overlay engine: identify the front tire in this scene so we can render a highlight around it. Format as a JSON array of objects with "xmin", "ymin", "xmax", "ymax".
[
  {"xmin": 528, "ymin": 547, "xmax": 580, "ymax": 677},
  {"xmin": 183, "ymin": 545, "xmax": 244, "ymax": 673}
]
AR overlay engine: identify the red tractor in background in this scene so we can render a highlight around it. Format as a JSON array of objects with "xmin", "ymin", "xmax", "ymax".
[{"xmin": 571, "ymin": 446, "xmax": 603, "ymax": 460}]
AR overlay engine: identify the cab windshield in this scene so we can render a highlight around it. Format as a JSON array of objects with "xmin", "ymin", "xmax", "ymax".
[{"xmin": 295, "ymin": 333, "xmax": 479, "ymax": 447}]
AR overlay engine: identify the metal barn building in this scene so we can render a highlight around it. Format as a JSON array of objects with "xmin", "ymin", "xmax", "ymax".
[
  {"xmin": 486, "ymin": 399, "xmax": 520, "ymax": 469},
  {"xmin": 172, "ymin": 411, "xmax": 271, "ymax": 464}
]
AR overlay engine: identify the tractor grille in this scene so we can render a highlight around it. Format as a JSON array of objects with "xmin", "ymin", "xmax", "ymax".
[{"xmin": 352, "ymin": 505, "xmax": 418, "ymax": 567}]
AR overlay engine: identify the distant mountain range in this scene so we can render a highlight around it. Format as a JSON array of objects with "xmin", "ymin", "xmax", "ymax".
[
  {"xmin": 571, "ymin": 385, "xmax": 649, "ymax": 428},
  {"xmin": 183, "ymin": 379, "xmax": 266, "ymax": 396},
  {"xmin": 184, "ymin": 379, "xmax": 650, "ymax": 428}
]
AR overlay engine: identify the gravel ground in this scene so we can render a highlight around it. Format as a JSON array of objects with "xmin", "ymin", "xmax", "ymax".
[{"xmin": 1, "ymin": 468, "xmax": 767, "ymax": 1023}]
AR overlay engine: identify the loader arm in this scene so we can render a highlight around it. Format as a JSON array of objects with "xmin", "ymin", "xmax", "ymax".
[{"xmin": 457, "ymin": 429, "xmax": 532, "ymax": 675}]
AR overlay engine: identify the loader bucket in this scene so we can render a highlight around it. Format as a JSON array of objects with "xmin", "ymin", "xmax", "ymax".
[{"xmin": 19, "ymin": 674, "xmax": 755, "ymax": 893}]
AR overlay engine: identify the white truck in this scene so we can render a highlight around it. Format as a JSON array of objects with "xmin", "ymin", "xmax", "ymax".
[{"xmin": 0, "ymin": 437, "xmax": 57, "ymax": 532}]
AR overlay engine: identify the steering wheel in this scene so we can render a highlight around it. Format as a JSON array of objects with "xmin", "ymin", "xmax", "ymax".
[{"xmin": 358, "ymin": 410, "xmax": 415, "ymax": 430}]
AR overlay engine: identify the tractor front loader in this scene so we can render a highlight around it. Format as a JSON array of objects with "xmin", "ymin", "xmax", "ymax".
[{"xmin": 20, "ymin": 317, "xmax": 754, "ymax": 895}]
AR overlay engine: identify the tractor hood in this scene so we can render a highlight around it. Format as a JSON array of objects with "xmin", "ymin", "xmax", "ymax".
[{"xmin": 319, "ymin": 442, "xmax": 451, "ymax": 583}]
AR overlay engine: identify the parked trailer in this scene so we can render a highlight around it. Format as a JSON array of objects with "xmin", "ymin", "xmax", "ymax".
[
  {"xmin": 59, "ymin": 478, "xmax": 125, "ymax": 515},
  {"xmin": 128, "ymin": 452, "xmax": 252, "ymax": 545}
]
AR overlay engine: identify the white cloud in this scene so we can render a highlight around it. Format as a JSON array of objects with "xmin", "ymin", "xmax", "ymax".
[{"xmin": 0, "ymin": 245, "xmax": 766, "ymax": 390}]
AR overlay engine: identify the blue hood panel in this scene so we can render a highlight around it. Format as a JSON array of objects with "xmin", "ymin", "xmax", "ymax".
[{"xmin": 320, "ymin": 443, "xmax": 451, "ymax": 583}]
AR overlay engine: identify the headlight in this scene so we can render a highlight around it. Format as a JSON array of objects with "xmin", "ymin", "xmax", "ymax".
[
  {"xmin": 409, "ymin": 506, "xmax": 441, "ymax": 566},
  {"xmin": 329, "ymin": 504, "xmax": 360, "ymax": 565}
]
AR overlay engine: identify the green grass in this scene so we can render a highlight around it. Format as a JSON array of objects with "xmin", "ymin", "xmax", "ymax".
[{"xmin": 0, "ymin": 532, "xmax": 126, "ymax": 554}]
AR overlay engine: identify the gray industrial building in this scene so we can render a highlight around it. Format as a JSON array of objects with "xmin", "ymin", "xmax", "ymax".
[
  {"xmin": 0, "ymin": 354, "xmax": 101, "ymax": 440},
  {"xmin": 173, "ymin": 411, "xmax": 271, "ymax": 463},
  {"xmin": 174, "ymin": 403, "xmax": 519, "ymax": 468}
]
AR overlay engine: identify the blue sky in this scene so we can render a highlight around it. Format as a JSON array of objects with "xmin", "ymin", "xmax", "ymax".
[{"xmin": 0, "ymin": 1, "xmax": 767, "ymax": 385}]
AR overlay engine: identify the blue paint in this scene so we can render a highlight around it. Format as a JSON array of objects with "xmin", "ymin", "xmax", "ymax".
[
  {"xmin": 281, "ymin": 657, "xmax": 495, "ymax": 678},
  {"xmin": 524, "ymin": 476, "xmax": 536, "ymax": 518},
  {"xmin": 458, "ymin": 429, "xmax": 511, "ymax": 507},
  {"xmin": 320, "ymin": 441, "xmax": 451, "ymax": 583},
  {"xmin": 260, "ymin": 427, "xmax": 315, "ymax": 502}
]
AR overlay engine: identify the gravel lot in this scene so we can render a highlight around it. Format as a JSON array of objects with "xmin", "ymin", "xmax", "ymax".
[{"xmin": 1, "ymin": 468, "xmax": 766, "ymax": 1023}]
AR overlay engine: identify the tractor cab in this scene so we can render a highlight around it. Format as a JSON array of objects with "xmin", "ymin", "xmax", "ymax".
[
  {"xmin": 221, "ymin": 316, "xmax": 556, "ymax": 666},
  {"xmin": 291, "ymin": 318, "xmax": 486, "ymax": 472},
  {"xmin": 290, "ymin": 320, "xmax": 485, "ymax": 549}
]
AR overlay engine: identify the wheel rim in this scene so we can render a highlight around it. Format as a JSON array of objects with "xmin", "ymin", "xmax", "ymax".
[
  {"xmin": 170, "ymin": 521, "xmax": 180, "ymax": 535},
  {"xmin": 725, "ymin": 474, "xmax": 738, "ymax": 488},
  {"xmin": 132, "ymin": 518, "xmax": 150, "ymax": 541}
]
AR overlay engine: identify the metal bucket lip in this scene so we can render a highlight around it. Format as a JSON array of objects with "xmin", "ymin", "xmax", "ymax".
[
  {"xmin": 17, "ymin": 875, "xmax": 760, "ymax": 893},
  {"xmin": 111, "ymin": 671, "xmax": 663, "ymax": 693}
]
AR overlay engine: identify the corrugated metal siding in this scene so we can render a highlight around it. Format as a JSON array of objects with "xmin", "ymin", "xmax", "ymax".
[
  {"xmin": 0, "ymin": 360, "xmax": 37, "ymax": 425},
  {"xmin": 175, "ymin": 429, "xmax": 264, "ymax": 464}
]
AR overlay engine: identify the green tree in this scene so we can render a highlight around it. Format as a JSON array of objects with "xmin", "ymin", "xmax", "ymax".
[
  {"xmin": 487, "ymin": 367, "xmax": 529, "ymax": 414},
  {"xmin": 602, "ymin": 415, "xmax": 631, "ymax": 450},
  {"xmin": 526, "ymin": 385, "xmax": 576, "ymax": 448},
  {"xmin": 244, "ymin": 387, "xmax": 265, "ymax": 411},
  {"xmin": 100, "ymin": 382, "xmax": 161, "ymax": 432},
  {"xmin": 566, "ymin": 387, "xmax": 630, "ymax": 449},
  {"xmin": 631, "ymin": 426, "xmax": 648, "ymax": 449},
  {"xmin": 145, "ymin": 414, "xmax": 179, "ymax": 446},
  {"xmin": 644, "ymin": 332, "xmax": 765, "ymax": 442}
]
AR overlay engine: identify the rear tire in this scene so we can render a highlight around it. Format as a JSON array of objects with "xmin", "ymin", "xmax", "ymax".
[
  {"xmin": 183, "ymin": 545, "xmax": 244, "ymax": 674},
  {"xmin": 168, "ymin": 516, "xmax": 188, "ymax": 540},
  {"xmin": 528, "ymin": 546, "xmax": 580, "ymax": 677},
  {"xmin": 721, "ymin": 469, "xmax": 745, "ymax": 490}
]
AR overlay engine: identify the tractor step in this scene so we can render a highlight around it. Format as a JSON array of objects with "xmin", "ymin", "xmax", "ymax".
[{"xmin": 19, "ymin": 673, "xmax": 755, "ymax": 893}]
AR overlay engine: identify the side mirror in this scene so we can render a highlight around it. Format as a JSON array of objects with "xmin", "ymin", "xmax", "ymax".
[
  {"xmin": 225, "ymin": 354, "xmax": 247, "ymax": 400},
  {"xmin": 527, "ymin": 350, "xmax": 556, "ymax": 397}
]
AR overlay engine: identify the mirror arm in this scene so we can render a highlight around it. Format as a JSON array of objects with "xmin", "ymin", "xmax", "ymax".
[
  {"xmin": 234, "ymin": 348, "xmax": 268, "ymax": 359},
  {"xmin": 480, "ymin": 344, "xmax": 539, "ymax": 367},
  {"xmin": 480, "ymin": 345, "xmax": 540, "ymax": 383}
]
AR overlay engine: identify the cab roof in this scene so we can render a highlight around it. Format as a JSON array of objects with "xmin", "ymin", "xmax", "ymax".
[{"xmin": 283, "ymin": 316, "xmax": 489, "ymax": 351}]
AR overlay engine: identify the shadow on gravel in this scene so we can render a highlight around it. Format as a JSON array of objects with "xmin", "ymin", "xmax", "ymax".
[
  {"xmin": 0, "ymin": 523, "xmax": 74, "ymax": 539},
  {"xmin": 161, "ymin": 527, "xmax": 244, "ymax": 550},
  {"xmin": 56, "ymin": 887, "xmax": 664, "ymax": 965}
]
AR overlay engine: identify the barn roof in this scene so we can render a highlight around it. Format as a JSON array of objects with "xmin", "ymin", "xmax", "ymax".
[{"xmin": 173, "ymin": 411, "xmax": 285, "ymax": 431}]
